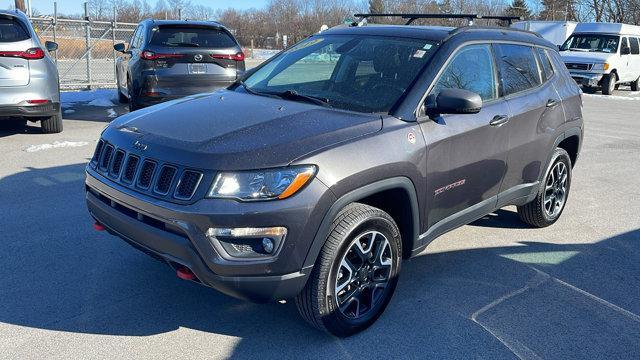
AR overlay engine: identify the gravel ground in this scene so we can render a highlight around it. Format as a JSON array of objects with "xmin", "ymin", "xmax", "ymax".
[{"xmin": 0, "ymin": 89, "xmax": 639, "ymax": 359}]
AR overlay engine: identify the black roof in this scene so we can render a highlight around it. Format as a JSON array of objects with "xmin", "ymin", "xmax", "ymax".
[
  {"xmin": 321, "ymin": 24, "xmax": 555, "ymax": 49},
  {"xmin": 141, "ymin": 19, "xmax": 226, "ymax": 29}
]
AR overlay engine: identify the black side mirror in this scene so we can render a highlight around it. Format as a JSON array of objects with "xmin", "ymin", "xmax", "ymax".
[
  {"xmin": 621, "ymin": 46, "xmax": 631, "ymax": 55},
  {"xmin": 45, "ymin": 41, "xmax": 58, "ymax": 52},
  {"xmin": 424, "ymin": 88, "xmax": 482, "ymax": 119},
  {"xmin": 114, "ymin": 43, "xmax": 126, "ymax": 53}
]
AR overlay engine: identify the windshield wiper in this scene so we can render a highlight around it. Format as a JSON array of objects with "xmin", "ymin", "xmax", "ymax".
[
  {"xmin": 275, "ymin": 90, "xmax": 330, "ymax": 107},
  {"xmin": 237, "ymin": 81, "xmax": 279, "ymax": 98}
]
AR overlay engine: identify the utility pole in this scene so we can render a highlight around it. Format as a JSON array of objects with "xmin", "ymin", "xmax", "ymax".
[{"xmin": 14, "ymin": 0, "xmax": 26, "ymax": 12}]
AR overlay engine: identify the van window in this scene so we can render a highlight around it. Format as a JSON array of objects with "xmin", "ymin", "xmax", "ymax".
[
  {"xmin": 495, "ymin": 44, "xmax": 541, "ymax": 96},
  {"xmin": 536, "ymin": 48, "xmax": 554, "ymax": 82},
  {"xmin": 432, "ymin": 44, "xmax": 497, "ymax": 101},
  {"xmin": 560, "ymin": 34, "xmax": 619, "ymax": 53},
  {"xmin": 630, "ymin": 38, "xmax": 640, "ymax": 55},
  {"xmin": 621, "ymin": 37, "xmax": 629, "ymax": 53},
  {"xmin": 0, "ymin": 18, "xmax": 30, "ymax": 43}
]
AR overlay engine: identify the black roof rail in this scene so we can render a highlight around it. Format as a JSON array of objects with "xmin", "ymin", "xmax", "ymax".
[{"xmin": 354, "ymin": 13, "xmax": 480, "ymax": 26}]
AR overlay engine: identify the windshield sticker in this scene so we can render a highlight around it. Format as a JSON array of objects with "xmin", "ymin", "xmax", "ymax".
[
  {"xmin": 413, "ymin": 49, "xmax": 427, "ymax": 58},
  {"xmin": 423, "ymin": 44, "xmax": 433, "ymax": 50}
]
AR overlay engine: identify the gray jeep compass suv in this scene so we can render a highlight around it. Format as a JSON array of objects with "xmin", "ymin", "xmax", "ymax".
[
  {"xmin": 0, "ymin": 10, "xmax": 61, "ymax": 133},
  {"xmin": 114, "ymin": 19, "xmax": 245, "ymax": 111},
  {"xmin": 86, "ymin": 14, "xmax": 583, "ymax": 337}
]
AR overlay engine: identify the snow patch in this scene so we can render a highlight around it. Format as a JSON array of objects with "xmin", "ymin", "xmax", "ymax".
[
  {"xmin": 583, "ymin": 93, "xmax": 640, "ymax": 101},
  {"xmin": 63, "ymin": 109, "xmax": 76, "ymax": 114},
  {"xmin": 61, "ymin": 89, "xmax": 118, "ymax": 108},
  {"xmin": 107, "ymin": 108, "xmax": 118, "ymax": 118},
  {"xmin": 24, "ymin": 141, "xmax": 90, "ymax": 153}
]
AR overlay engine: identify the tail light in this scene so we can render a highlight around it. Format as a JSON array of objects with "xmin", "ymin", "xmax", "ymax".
[
  {"xmin": 211, "ymin": 52, "xmax": 245, "ymax": 62},
  {"xmin": 141, "ymin": 51, "xmax": 184, "ymax": 60},
  {"xmin": 0, "ymin": 48, "xmax": 45, "ymax": 60}
]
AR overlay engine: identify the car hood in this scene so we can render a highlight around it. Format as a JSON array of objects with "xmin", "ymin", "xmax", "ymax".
[
  {"xmin": 104, "ymin": 90, "xmax": 382, "ymax": 170},
  {"xmin": 559, "ymin": 51, "xmax": 613, "ymax": 63}
]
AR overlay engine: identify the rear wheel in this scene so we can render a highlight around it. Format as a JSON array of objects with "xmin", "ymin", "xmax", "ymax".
[
  {"xmin": 517, "ymin": 148, "xmax": 571, "ymax": 228},
  {"xmin": 602, "ymin": 73, "xmax": 617, "ymax": 95},
  {"xmin": 41, "ymin": 110, "xmax": 63, "ymax": 133},
  {"xmin": 631, "ymin": 76, "xmax": 640, "ymax": 91},
  {"xmin": 127, "ymin": 78, "xmax": 139, "ymax": 112},
  {"xmin": 295, "ymin": 203, "xmax": 402, "ymax": 337}
]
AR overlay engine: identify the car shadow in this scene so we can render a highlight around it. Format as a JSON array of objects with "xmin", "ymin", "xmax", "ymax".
[
  {"xmin": 469, "ymin": 209, "xmax": 532, "ymax": 229},
  {"xmin": 1, "ymin": 163, "xmax": 639, "ymax": 358}
]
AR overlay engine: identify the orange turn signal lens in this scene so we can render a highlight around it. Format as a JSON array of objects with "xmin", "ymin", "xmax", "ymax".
[{"xmin": 278, "ymin": 168, "xmax": 316, "ymax": 199}]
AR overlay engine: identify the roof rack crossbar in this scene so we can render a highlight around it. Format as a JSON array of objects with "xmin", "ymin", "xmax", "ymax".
[
  {"xmin": 479, "ymin": 15, "xmax": 523, "ymax": 25},
  {"xmin": 354, "ymin": 13, "xmax": 480, "ymax": 26}
]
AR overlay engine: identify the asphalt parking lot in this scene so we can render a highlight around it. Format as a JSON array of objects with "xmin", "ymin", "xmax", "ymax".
[{"xmin": 0, "ymin": 89, "xmax": 639, "ymax": 359}]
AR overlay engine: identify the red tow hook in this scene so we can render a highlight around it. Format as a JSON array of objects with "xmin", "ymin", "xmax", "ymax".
[
  {"xmin": 93, "ymin": 222, "xmax": 106, "ymax": 231},
  {"xmin": 176, "ymin": 266, "xmax": 196, "ymax": 281}
]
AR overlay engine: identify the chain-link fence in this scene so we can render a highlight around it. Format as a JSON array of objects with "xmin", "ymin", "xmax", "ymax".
[{"xmin": 30, "ymin": 17, "xmax": 136, "ymax": 89}]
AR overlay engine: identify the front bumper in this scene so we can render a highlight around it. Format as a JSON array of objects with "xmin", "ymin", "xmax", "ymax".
[
  {"xmin": 0, "ymin": 102, "xmax": 60, "ymax": 118},
  {"xmin": 569, "ymin": 72, "xmax": 604, "ymax": 87},
  {"xmin": 85, "ymin": 168, "xmax": 335, "ymax": 302}
]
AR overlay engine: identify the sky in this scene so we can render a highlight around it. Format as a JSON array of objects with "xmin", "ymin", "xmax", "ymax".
[{"xmin": 0, "ymin": 0, "xmax": 269, "ymax": 16}]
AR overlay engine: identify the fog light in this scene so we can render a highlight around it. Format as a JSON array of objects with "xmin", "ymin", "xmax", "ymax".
[
  {"xmin": 262, "ymin": 238, "xmax": 274, "ymax": 254},
  {"xmin": 206, "ymin": 227, "xmax": 287, "ymax": 259}
]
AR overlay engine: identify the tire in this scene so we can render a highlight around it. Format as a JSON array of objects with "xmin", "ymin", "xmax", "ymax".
[
  {"xmin": 127, "ymin": 78, "xmax": 139, "ymax": 112},
  {"xmin": 118, "ymin": 87, "xmax": 128, "ymax": 103},
  {"xmin": 295, "ymin": 203, "xmax": 402, "ymax": 337},
  {"xmin": 602, "ymin": 73, "xmax": 617, "ymax": 95},
  {"xmin": 517, "ymin": 148, "xmax": 572, "ymax": 228},
  {"xmin": 631, "ymin": 76, "xmax": 640, "ymax": 91},
  {"xmin": 41, "ymin": 110, "xmax": 63, "ymax": 133}
]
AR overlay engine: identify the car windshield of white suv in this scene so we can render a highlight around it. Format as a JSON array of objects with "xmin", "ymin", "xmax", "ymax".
[
  {"xmin": 240, "ymin": 35, "xmax": 436, "ymax": 113},
  {"xmin": 560, "ymin": 34, "xmax": 619, "ymax": 53}
]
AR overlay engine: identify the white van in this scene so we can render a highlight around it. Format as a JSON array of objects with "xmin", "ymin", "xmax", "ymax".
[
  {"xmin": 511, "ymin": 21, "xmax": 577, "ymax": 47},
  {"xmin": 559, "ymin": 22, "xmax": 640, "ymax": 94}
]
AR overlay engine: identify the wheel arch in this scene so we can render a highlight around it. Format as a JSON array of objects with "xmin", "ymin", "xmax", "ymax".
[{"xmin": 302, "ymin": 177, "xmax": 420, "ymax": 268}]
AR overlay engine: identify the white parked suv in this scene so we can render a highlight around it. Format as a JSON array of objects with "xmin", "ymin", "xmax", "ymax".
[
  {"xmin": 0, "ymin": 10, "xmax": 61, "ymax": 132},
  {"xmin": 560, "ymin": 22, "xmax": 640, "ymax": 94}
]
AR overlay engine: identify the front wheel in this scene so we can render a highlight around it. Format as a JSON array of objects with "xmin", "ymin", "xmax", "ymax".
[
  {"xmin": 602, "ymin": 73, "xmax": 617, "ymax": 95},
  {"xmin": 631, "ymin": 76, "xmax": 639, "ymax": 91},
  {"xmin": 517, "ymin": 148, "xmax": 572, "ymax": 227},
  {"xmin": 295, "ymin": 203, "xmax": 402, "ymax": 337}
]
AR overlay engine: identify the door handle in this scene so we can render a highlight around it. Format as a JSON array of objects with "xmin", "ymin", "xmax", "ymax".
[
  {"xmin": 489, "ymin": 115, "xmax": 509, "ymax": 127},
  {"xmin": 546, "ymin": 99, "xmax": 559, "ymax": 108}
]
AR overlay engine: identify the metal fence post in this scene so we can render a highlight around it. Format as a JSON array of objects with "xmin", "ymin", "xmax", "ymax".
[
  {"xmin": 84, "ymin": 2, "xmax": 92, "ymax": 90},
  {"xmin": 112, "ymin": 7, "xmax": 117, "ymax": 85},
  {"xmin": 52, "ymin": 2, "xmax": 58, "ymax": 64}
]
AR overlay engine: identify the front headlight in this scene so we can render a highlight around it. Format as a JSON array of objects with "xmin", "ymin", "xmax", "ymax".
[
  {"xmin": 207, "ymin": 165, "xmax": 317, "ymax": 201},
  {"xmin": 592, "ymin": 63, "xmax": 609, "ymax": 71}
]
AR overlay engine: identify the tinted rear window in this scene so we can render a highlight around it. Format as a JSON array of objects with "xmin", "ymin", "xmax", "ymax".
[
  {"xmin": 0, "ymin": 18, "xmax": 30, "ymax": 43},
  {"xmin": 149, "ymin": 26, "xmax": 237, "ymax": 48},
  {"xmin": 495, "ymin": 44, "xmax": 541, "ymax": 96}
]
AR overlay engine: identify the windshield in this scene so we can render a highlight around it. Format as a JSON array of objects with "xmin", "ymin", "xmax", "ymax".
[
  {"xmin": 560, "ymin": 34, "xmax": 619, "ymax": 53},
  {"xmin": 150, "ymin": 25, "xmax": 237, "ymax": 48},
  {"xmin": 240, "ymin": 35, "xmax": 437, "ymax": 113}
]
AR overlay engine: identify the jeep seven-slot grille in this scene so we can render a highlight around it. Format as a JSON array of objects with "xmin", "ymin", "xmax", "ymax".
[
  {"xmin": 109, "ymin": 150, "xmax": 126, "ymax": 178},
  {"xmin": 137, "ymin": 160, "xmax": 157, "ymax": 189},
  {"xmin": 175, "ymin": 170, "xmax": 203, "ymax": 200},
  {"xmin": 155, "ymin": 166, "xmax": 177, "ymax": 195},
  {"xmin": 90, "ymin": 140, "xmax": 204, "ymax": 202}
]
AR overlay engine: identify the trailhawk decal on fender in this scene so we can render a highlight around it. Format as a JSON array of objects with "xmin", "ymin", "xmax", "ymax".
[{"xmin": 434, "ymin": 179, "xmax": 466, "ymax": 196}]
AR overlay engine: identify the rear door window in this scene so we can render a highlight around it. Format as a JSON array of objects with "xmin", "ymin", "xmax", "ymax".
[
  {"xmin": 630, "ymin": 38, "xmax": 640, "ymax": 55},
  {"xmin": 432, "ymin": 44, "xmax": 497, "ymax": 101},
  {"xmin": 0, "ymin": 18, "xmax": 30, "ymax": 42},
  {"xmin": 536, "ymin": 47, "xmax": 554, "ymax": 82},
  {"xmin": 495, "ymin": 44, "xmax": 541, "ymax": 96},
  {"xmin": 150, "ymin": 26, "xmax": 237, "ymax": 48}
]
